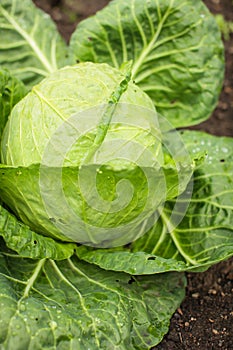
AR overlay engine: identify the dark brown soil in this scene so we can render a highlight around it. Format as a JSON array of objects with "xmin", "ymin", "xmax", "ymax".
[
  {"xmin": 156, "ymin": 257, "xmax": 233, "ymax": 350},
  {"xmin": 34, "ymin": 1, "xmax": 233, "ymax": 349}
]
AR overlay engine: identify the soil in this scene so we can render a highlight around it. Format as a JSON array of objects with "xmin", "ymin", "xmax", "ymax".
[{"xmin": 33, "ymin": 1, "xmax": 233, "ymax": 349}]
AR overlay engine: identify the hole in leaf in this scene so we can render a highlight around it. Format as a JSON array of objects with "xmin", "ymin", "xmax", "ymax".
[
  {"xmin": 33, "ymin": 240, "xmax": 37, "ymax": 245},
  {"xmin": 57, "ymin": 335, "xmax": 73, "ymax": 343},
  {"xmin": 4, "ymin": 87, "xmax": 11, "ymax": 94},
  {"xmin": 128, "ymin": 276, "xmax": 136, "ymax": 285}
]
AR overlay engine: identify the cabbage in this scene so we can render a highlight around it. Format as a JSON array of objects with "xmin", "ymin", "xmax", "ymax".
[{"xmin": 1, "ymin": 62, "xmax": 186, "ymax": 247}]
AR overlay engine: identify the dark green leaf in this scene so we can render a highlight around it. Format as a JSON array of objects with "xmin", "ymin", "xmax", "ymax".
[
  {"xmin": 0, "ymin": 203, "xmax": 75, "ymax": 260},
  {"xmin": 0, "ymin": 250, "xmax": 186, "ymax": 349},
  {"xmin": 76, "ymin": 246, "xmax": 187, "ymax": 274},
  {"xmin": 0, "ymin": 69, "xmax": 26, "ymax": 143},
  {"xmin": 70, "ymin": 0, "xmax": 224, "ymax": 128},
  {"xmin": 0, "ymin": 0, "xmax": 68, "ymax": 87},
  {"xmin": 132, "ymin": 131, "xmax": 233, "ymax": 271}
]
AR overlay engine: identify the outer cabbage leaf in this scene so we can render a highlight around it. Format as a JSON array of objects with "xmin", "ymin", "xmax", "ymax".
[
  {"xmin": 0, "ymin": 203, "xmax": 76, "ymax": 260},
  {"xmin": 132, "ymin": 131, "xmax": 233, "ymax": 270},
  {"xmin": 69, "ymin": 0, "xmax": 224, "ymax": 128},
  {"xmin": 76, "ymin": 246, "xmax": 187, "ymax": 274},
  {"xmin": 0, "ymin": 247, "xmax": 186, "ymax": 350},
  {"xmin": 0, "ymin": 69, "xmax": 27, "ymax": 143},
  {"xmin": 76, "ymin": 132, "xmax": 233, "ymax": 272},
  {"xmin": 0, "ymin": 0, "xmax": 68, "ymax": 87}
]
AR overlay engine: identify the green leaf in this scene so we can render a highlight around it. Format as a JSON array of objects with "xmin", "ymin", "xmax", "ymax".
[
  {"xmin": 0, "ymin": 203, "xmax": 76, "ymax": 260},
  {"xmin": 1, "ymin": 63, "xmax": 156, "ymax": 168},
  {"xmin": 76, "ymin": 246, "xmax": 187, "ymax": 274},
  {"xmin": 0, "ymin": 248, "xmax": 186, "ymax": 350},
  {"xmin": 0, "ymin": 159, "xmax": 192, "ymax": 247},
  {"xmin": 0, "ymin": 164, "xmax": 157, "ymax": 245},
  {"xmin": 70, "ymin": 0, "xmax": 224, "ymax": 128},
  {"xmin": 132, "ymin": 131, "xmax": 233, "ymax": 270},
  {"xmin": 0, "ymin": 69, "xmax": 27, "ymax": 143},
  {"xmin": 0, "ymin": 0, "xmax": 68, "ymax": 87}
]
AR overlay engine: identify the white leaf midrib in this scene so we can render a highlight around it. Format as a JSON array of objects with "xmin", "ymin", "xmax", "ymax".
[{"xmin": 131, "ymin": 0, "xmax": 175, "ymax": 78}]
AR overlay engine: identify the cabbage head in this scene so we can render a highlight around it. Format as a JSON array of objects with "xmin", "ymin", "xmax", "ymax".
[{"xmin": 0, "ymin": 62, "xmax": 191, "ymax": 247}]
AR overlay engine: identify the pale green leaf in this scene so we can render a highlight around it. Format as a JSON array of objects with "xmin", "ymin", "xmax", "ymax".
[
  {"xmin": 0, "ymin": 156, "xmax": 193, "ymax": 248},
  {"xmin": 1, "ymin": 63, "xmax": 156, "ymax": 168},
  {"xmin": 0, "ymin": 247, "xmax": 186, "ymax": 349},
  {"xmin": 70, "ymin": 0, "xmax": 224, "ymax": 127},
  {"xmin": 0, "ymin": 0, "xmax": 68, "ymax": 87}
]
